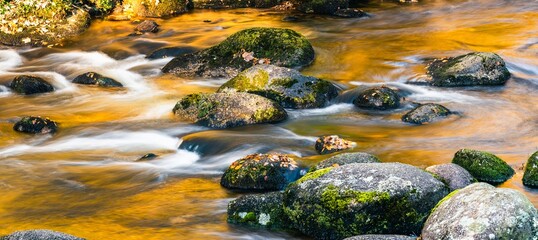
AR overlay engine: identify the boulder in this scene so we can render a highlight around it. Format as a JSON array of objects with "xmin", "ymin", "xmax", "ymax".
[
  {"xmin": 425, "ymin": 163, "xmax": 475, "ymax": 191},
  {"xmin": 422, "ymin": 183, "xmax": 538, "ymax": 240},
  {"xmin": 523, "ymin": 151, "xmax": 538, "ymax": 187},
  {"xmin": 13, "ymin": 116, "xmax": 58, "ymax": 134},
  {"xmin": 218, "ymin": 65, "xmax": 339, "ymax": 109},
  {"xmin": 401, "ymin": 103, "xmax": 451, "ymax": 125},
  {"xmin": 452, "ymin": 149, "xmax": 514, "ymax": 184},
  {"xmin": 344, "ymin": 235, "xmax": 416, "ymax": 240},
  {"xmin": 310, "ymin": 152, "xmax": 379, "ymax": 172},
  {"xmin": 9, "ymin": 75, "xmax": 54, "ymax": 95},
  {"xmin": 134, "ymin": 20, "xmax": 159, "ymax": 33},
  {"xmin": 72, "ymin": 72, "xmax": 123, "ymax": 87},
  {"xmin": 227, "ymin": 191, "xmax": 288, "ymax": 228},
  {"xmin": 315, "ymin": 135, "xmax": 355, "ymax": 155},
  {"xmin": 146, "ymin": 47, "xmax": 198, "ymax": 59},
  {"xmin": 291, "ymin": 0, "xmax": 348, "ymax": 14},
  {"xmin": 0, "ymin": 230, "xmax": 84, "ymax": 240},
  {"xmin": 353, "ymin": 86, "xmax": 400, "ymax": 110}
]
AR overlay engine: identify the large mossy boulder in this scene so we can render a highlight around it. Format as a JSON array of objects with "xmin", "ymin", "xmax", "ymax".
[
  {"xmin": 218, "ymin": 65, "xmax": 339, "ymax": 109},
  {"xmin": 291, "ymin": 0, "xmax": 348, "ymax": 14},
  {"xmin": 422, "ymin": 183, "xmax": 538, "ymax": 240},
  {"xmin": 73, "ymin": 72, "xmax": 123, "ymax": 87},
  {"xmin": 13, "ymin": 116, "xmax": 58, "ymax": 134},
  {"xmin": 9, "ymin": 75, "xmax": 54, "ymax": 95},
  {"xmin": 0, "ymin": 230, "xmax": 84, "ymax": 240},
  {"xmin": 425, "ymin": 163, "xmax": 475, "ymax": 192},
  {"xmin": 283, "ymin": 163, "xmax": 448, "ymax": 239},
  {"xmin": 172, "ymin": 92, "xmax": 287, "ymax": 128},
  {"xmin": 118, "ymin": 0, "xmax": 189, "ymax": 18},
  {"xmin": 310, "ymin": 152, "xmax": 379, "ymax": 172},
  {"xmin": 452, "ymin": 149, "xmax": 514, "ymax": 184},
  {"xmin": 221, "ymin": 153, "xmax": 301, "ymax": 190},
  {"xmin": 401, "ymin": 103, "xmax": 451, "ymax": 125},
  {"xmin": 426, "ymin": 52, "xmax": 511, "ymax": 87},
  {"xmin": 344, "ymin": 235, "xmax": 416, "ymax": 240},
  {"xmin": 227, "ymin": 191, "xmax": 288, "ymax": 229},
  {"xmin": 162, "ymin": 28, "xmax": 315, "ymax": 78},
  {"xmin": 523, "ymin": 151, "xmax": 538, "ymax": 188},
  {"xmin": 353, "ymin": 86, "xmax": 400, "ymax": 110}
]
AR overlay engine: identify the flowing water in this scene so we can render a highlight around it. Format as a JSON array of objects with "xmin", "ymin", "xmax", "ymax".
[{"xmin": 0, "ymin": 0, "xmax": 538, "ymax": 239}]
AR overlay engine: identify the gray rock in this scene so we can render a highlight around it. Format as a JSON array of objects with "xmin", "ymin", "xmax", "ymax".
[
  {"xmin": 344, "ymin": 235, "xmax": 416, "ymax": 240},
  {"xmin": 310, "ymin": 152, "xmax": 380, "ymax": 172},
  {"xmin": 1, "ymin": 230, "xmax": 84, "ymax": 240},
  {"xmin": 422, "ymin": 183, "xmax": 538, "ymax": 240},
  {"xmin": 425, "ymin": 163, "xmax": 475, "ymax": 191},
  {"xmin": 353, "ymin": 86, "xmax": 400, "ymax": 110},
  {"xmin": 315, "ymin": 135, "xmax": 355, "ymax": 155},
  {"xmin": 227, "ymin": 191, "xmax": 288, "ymax": 229},
  {"xmin": 401, "ymin": 103, "xmax": 451, "ymax": 125}
]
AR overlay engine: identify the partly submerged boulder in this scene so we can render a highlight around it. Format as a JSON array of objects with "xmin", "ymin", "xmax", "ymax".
[
  {"xmin": 13, "ymin": 116, "xmax": 58, "ymax": 134},
  {"xmin": 291, "ymin": 0, "xmax": 348, "ymax": 14},
  {"xmin": 315, "ymin": 135, "xmax": 355, "ymax": 155},
  {"xmin": 310, "ymin": 152, "xmax": 379, "ymax": 172},
  {"xmin": 0, "ymin": 229, "xmax": 84, "ymax": 240},
  {"xmin": 523, "ymin": 151, "xmax": 538, "ymax": 188},
  {"xmin": 227, "ymin": 191, "xmax": 288, "ymax": 229},
  {"xmin": 9, "ymin": 75, "xmax": 54, "ymax": 95},
  {"xmin": 353, "ymin": 86, "xmax": 400, "ymax": 110},
  {"xmin": 452, "ymin": 149, "xmax": 514, "ymax": 184},
  {"xmin": 402, "ymin": 103, "xmax": 451, "ymax": 125},
  {"xmin": 72, "ymin": 72, "xmax": 123, "ymax": 87},
  {"xmin": 425, "ymin": 163, "xmax": 475, "ymax": 192}
]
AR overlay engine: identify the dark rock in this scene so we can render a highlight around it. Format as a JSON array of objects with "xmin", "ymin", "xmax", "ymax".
[
  {"xmin": 0, "ymin": 229, "xmax": 84, "ymax": 240},
  {"xmin": 146, "ymin": 47, "xmax": 198, "ymax": 59},
  {"xmin": 344, "ymin": 235, "xmax": 416, "ymax": 240},
  {"xmin": 291, "ymin": 0, "xmax": 348, "ymax": 14},
  {"xmin": 72, "ymin": 72, "xmax": 123, "ymax": 87},
  {"xmin": 333, "ymin": 8, "xmax": 368, "ymax": 18},
  {"xmin": 134, "ymin": 20, "xmax": 159, "ymax": 33},
  {"xmin": 138, "ymin": 153, "xmax": 158, "ymax": 161},
  {"xmin": 422, "ymin": 183, "xmax": 538, "ymax": 240},
  {"xmin": 310, "ymin": 152, "xmax": 379, "ymax": 172},
  {"xmin": 426, "ymin": 52, "xmax": 511, "ymax": 87},
  {"xmin": 523, "ymin": 151, "xmax": 538, "ymax": 187},
  {"xmin": 315, "ymin": 135, "xmax": 355, "ymax": 155},
  {"xmin": 452, "ymin": 149, "xmax": 514, "ymax": 184},
  {"xmin": 162, "ymin": 27, "xmax": 315, "ymax": 78},
  {"xmin": 282, "ymin": 15, "xmax": 300, "ymax": 22},
  {"xmin": 13, "ymin": 116, "xmax": 58, "ymax": 134},
  {"xmin": 353, "ymin": 86, "xmax": 400, "ymax": 110},
  {"xmin": 401, "ymin": 103, "xmax": 451, "ymax": 125},
  {"xmin": 283, "ymin": 163, "xmax": 448, "ymax": 239},
  {"xmin": 218, "ymin": 65, "xmax": 339, "ymax": 109},
  {"xmin": 9, "ymin": 75, "xmax": 54, "ymax": 95},
  {"xmin": 227, "ymin": 191, "xmax": 289, "ymax": 228},
  {"xmin": 425, "ymin": 163, "xmax": 475, "ymax": 191},
  {"xmin": 221, "ymin": 153, "xmax": 301, "ymax": 190}
]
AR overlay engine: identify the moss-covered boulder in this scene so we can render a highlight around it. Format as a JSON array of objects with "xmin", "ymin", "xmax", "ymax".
[
  {"xmin": 192, "ymin": 0, "xmax": 281, "ymax": 8},
  {"xmin": 291, "ymin": 0, "xmax": 348, "ymax": 14},
  {"xmin": 227, "ymin": 191, "xmax": 289, "ymax": 229},
  {"xmin": 422, "ymin": 183, "xmax": 538, "ymax": 240},
  {"xmin": 9, "ymin": 75, "xmax": 54, "ymax": 95},
  {"xmin": 117, "ymin": 0, "xmax": 189, "ymax": 18},
  {"xmin": 315, "ymin": 135, "xmax": 355, "ymax": 155},
  {"xmin": 310, "ymin": 152, "xmax": 379, "ymax": 172},
  {"xmin": 0, "ymin": 229, "xmax": 84, "ymax": 240},
  {"xmin": 344, "ymin": 235, "xmax": 416, "ymax": 240},
  {"xmin": 402, "ymin": 103, "xmax": 451, "ymax": 125},
  {"xmin": 218, "ymin": 65, "xmax": 339, "ymax": 109},
  {"xmin": 162, "ymin": 28, "xmax": 315, "ymax": 78},
  {"xmin": 452, "ymin": 149, "xmax": 514, "ymax": 184},
  {"xmin": 221, "ymin": 153, "xmax": 301, "ymax": 190},
  {"xmin": 73, "ymin": 72, "xmax": 123, "ymax": 87},
  {"xmin": 146, "ymin": 46, "xmax": 198, "ymax": 59},
  {"xmin": 0, "ymin": 0, "xmax": 90, "ymax": 46},
  {"xmin": 353, "ymin": 86, "xmax": 400, "ymax": 110},
  {"xmin": 426, "ymin": 52, "xmax": 511, "ymax": 87},
  {"xmin": 425, "ymin": 163, "xmax": 475, "ymax": 192},
  {"xmin": 13, "ymin": 116, "xmax": 58, "ymax": 134},
  {"xmin": 283, "ymin": 163, "xmax": 448, "ymax": 239},
  {"xmin": 523, "ymin": 151, "xmax": 538, "ymax": 188},
  {"xmin": 172, "ymin": 92, "xmax": 287, "ymax": 128}
]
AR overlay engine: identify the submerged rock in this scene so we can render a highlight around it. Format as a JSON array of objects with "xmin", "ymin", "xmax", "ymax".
[
  {"xmin": 452, "ymin": 149, "xmax": 514, "ymax": 184},
  {"xmin": 422, "ymin": 183, "xmax": 538, "ymax": 240},
  {"xmin": 315, "ymin": 135, "xmax": 355, "ymax": 155},
  {"xmin": 344, "ymin": 235, "xmax": 416, "ymax": 240},
  {"xmin": 13, "ymin": 116, "xmax": 58, "ymax": 134},
  {"xmin": 162, "ymin": 28, "xmax": 315, "ymax": 78},
  {"xmin": 218, "ymin": 65, "xmax": 339, "ymax": 109},
  {"xmin": 425, "ymin": 163, "xmax": 475, "ymax": 191},
  {"xmin": 221, "ymin": 153, "xmax": 301, "ymax": 190},
  {"xmin": 291, "ymin": 0, "xmax": 348, "ymax": 14},
  {"xmin": 227, "ymin": 191, "xmax": 288, "ymax": 228},
  {"xmin": 72, "ymin": 72, "xmax": 123, "ymax": 87},
  {"xmin": 146, "ymin": 47, "xmax": 198, "ymax": 59},
  {"xmin": 283, "ymin": 163, "xmax": 448, "ymax": 239},
  {"xmin": 353, "ymin": 86, "xmax": 400, "ymax": 110},
  {"xmin": 426, "ymin": 52, "xmax": 511, "ymax": 87},
  {"xmin": 401, "ymin": 103, "xmax": 451, "ymax": 125},
  {"xmin": 138, "ymin": 153, "xmax": 158, "ymax": 161},
  {"xmin": 523, "ymin": 151, "xmax": 538, "ymax": 188},
  {"xmin": 333, "ymin": 9, "xmax": 369, "ymax": 18},
  {"xmin": 134, "ymin": 20, "xmax": 159, "ymax": 33},
  {"xmin": 10, "ymin": 75, "xmax": 54, "ymax": 95},
  {"xmin": 0, "ymin": 229, "xmax": 84, "ymax": 240},
  {"xmin": 310, "ymin": 152, "xmax": 380, "ymax": 172},
  {"xmin": 172, "ymin": 92, "xmax": 287, "ymax": 128}
]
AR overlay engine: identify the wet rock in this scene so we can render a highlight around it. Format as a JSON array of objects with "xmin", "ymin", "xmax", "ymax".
[
  {"xmin": 282, "ymin": 15, "xmax": 300, "ymax": 22},
  {"xmin": 0, "ymin": 229, "xmax": 84, "ymax": 240},
  {"xmin": 283, "ymin": 163, "xmax": 448, "ymax": 239},
  {"xmin": 227, "ymin": 191, "xmax": 288, "ymax": 228},
  {"xmin": 422, "ymin": 183, "xmax": 538, "ymax": 240},
  {"xmin": 72, "ymin": 72, "xmax": 123, "ymax": 87},
  {"xmin": 218, "ymin": 65, "xmax": 339, "ymax": 109},
  {"xmin": 401, "ymin": 103, "xmax": 451, "ymax": 125},
  {"xmin": 344, "ymin": 235, "xmax": 416, "ymax": 240},
  {"xmin": 162, "ymin": 27, "xmax": 315, "ymax": 78},
  {"xmin": 315, "ymin": 135, "xmax": 355, "ymax": 155},
  {"xmin": 425, "ymin": 163, "xmax": 475, "ymax": 191},
  {"xmin": 291, "ymin": 0, "xmax": 348, "ymax": 14},
  {"xmin": 116, "ymin": 0, "xmax": 189, "ymax": 18},
  {"xmin": 138, "ymin": 153, "xmax": 158, "ymax": 161},
  {"xmin": 221, "ymin": 153, "xmax": 301, "ymax": 190},
  {"xmin": 134, "ymin": 20, "xmax": 159, "ymax": 33},
  {"xmin": 452, "ymin": 149, "xmax": 514, "ymax": 184},
  {"xmin": 353, "ymin": 86, "xmax": 400, "ymax": 110},
  {"xmin": 333, "ymin": 8, "xmax": 368, "ymax": 18},
  {"xmin": 172, "ymin": 92, "xmax": 287, "ymax": 129},
  {"xmin": 310, "ymin": 152, "xmax": 379, "ymax": 172},
  {"xmin": 523, "ymin": 151, "xmax": 538, "ymax": 187},
  {"xmin": 426, "ymin": 52, "xmax": 511, "ymax": 87},
  {"xmin": 13, "ymin": 116, "xmax": 58, "ymax": 134},
  {"xmin": 9, "ymin": 75, "xmax": 54, "ymax": 95},
  {"xmin": 146, "ymin": 47, "xmax": 198, "ymax": 59}
]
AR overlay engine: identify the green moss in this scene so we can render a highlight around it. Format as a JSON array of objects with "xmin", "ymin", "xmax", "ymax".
[
  {"xmin": 220, "ymin": 69, "xmax": 270, "ymax": 92},
  {"xmin": 253, "ymin": 107, "xmax": 283, "ymax": 122},
  {"xmin": 295, "ymin": 167, "xmax": 332, "ymax": 184},
  {"xmin": 430, "ymin": 189, "xmax": 460, "ymax": 214},
  {"xmin": 270, "ymin": 77, "xmax": 299, "ymax": 88},
  {"xmin": 452, "ymin": 149, "xmax": 514, "ymax": 183},
  {"xmin": 523, "ymin": 151, "xmax": 538, "ymax": 187},
  {"xmin": 320, "ymin": 185, "xmax": 390, "ymax": 212},
  {"xmin": 173, "ymin": 93, "xmax": 217, "ymax": 119}
]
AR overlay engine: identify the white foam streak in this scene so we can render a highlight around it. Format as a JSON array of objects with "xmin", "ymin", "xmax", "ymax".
[
  {"xmin": 0, "ymin": 50, "xmax": 24, "ymax": 71},
  {"xmin": 287, "ymin": 103, "xmax": 355, "ymax": 119}
]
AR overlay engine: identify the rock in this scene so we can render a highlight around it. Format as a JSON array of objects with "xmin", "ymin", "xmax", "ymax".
[
  {"xmin": 117, "ymin": 0, "xmax": 189, "ymax": 18},
  {"xmin": 283, "ymin": 163, "xmax": 448, "ymax": 239},
  {"xmin": 452, "ymin": 149, "xmax": 514, "ymax": 184},
  {"xmin": 291, "ymin": 0, "xmax": 348, "ymax": 14},
  {"xmin": 426, "ymin": 52, "xmax": 511, "ymax": 87},
  {"xmin": 422, "ymin": 183, "xmax": 538, "ymax": 240},
  {"xmin": 227, "ymin": 191, "xmax": 288, "ymax": 228},
  {"xmin": 192, "ymin": 0, "xmax": 281, "ymax": 8},
  {"xmin": 0, "ymin": 229, "xmax": 84, "ymax": 240},
  {"xmin": 310, "ymin": 152, "xmax": 380, "ymax": 172},
  {"xmin": 344, "ymin": 235, "xmax": 416, "ymax": 240},
  {"xmin": 146, "ymin": 47, "xmax": 198, "ymax": 59},
  {"xmin": 221, "ymin": 153, "xmax": 301, "ymax": 190},
  {"xmin": 72, "ymin": 72, "xmax": 123, "ymax": 87},
  {"xmin": 353, "ymin": 86, "xmax": 400, "ymax": 110},
  {"xmin": 162, "ymin": 27, "xmax": 315, "ymax": 78},
  {"xmin": 173, "ymin": 92, "xmax": 287, "ymax": 129},
  {"xmin": 138, "ymin": 153, "xmax": 158, "ymax": 161},
  {"xmin": 13, "ymin": 116, "xmax": 58, "ymax": 134},
  {"xmin": 282, "ymin": 15, "xmax": 300, "ymax": 22},
  {"xmin": 333, "ymin": 9, "xmax": 369, "ymax": 18},
  {"xmin": 134, "ymin": 20, "xmax": 159, "ymax": 33},
  {"xmin": 9, "ymin": 75, "xmax": 54, "ymax": 95},
  {"xmin": 523, "ymin": 151, "xmax": 538, "ymax": 187},
  {"xmin": 425, "ymin": 163, "xmax": 475, "ymax": 191},
  {"xmin": 401, "ymin": 103, "xmax": 451, "ymax": 125},
  {"xmin": 218, "ymin": 65, "xmax": 339, "ymax": 109},
  {"xmin": 315, "ymin": 135, "xmax": 355, "ymax": 155}
]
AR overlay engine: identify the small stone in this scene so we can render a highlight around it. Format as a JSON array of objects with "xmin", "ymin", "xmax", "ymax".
[
  {"xmin": 134, "ymin": 20, "xmax": 159, "ymax": 33},
  {"xmin": 402, "ymin": 103, "xmax": 451, "ymax": 125},
  {"xmin": 138, "ymin": 153, "xmax": 158, "ymax": 161},
  {"xmin": 354, "ymin": 86, "xmax": 400, "ymax": 110},
  {"xmin": 9, "ymin": 75, "xmax": 54, "ymax": 95},
  {"xmin": 315, "ymin": 135, "xmax": 355, "ymax": 155},
  {"xmin": 426, "ymin": 163, "xmax": 475, "ymax": 191},
  {"xmin": 13, "ymin": 116, "xmax": 58, "ymax": 134},
  {"xmin": 452, "ymin": 149, "xmax": 514, "ymax": 184},
  {"xmin": 72, "ymin": 72, "xmax": 123, "ymax": 87}
]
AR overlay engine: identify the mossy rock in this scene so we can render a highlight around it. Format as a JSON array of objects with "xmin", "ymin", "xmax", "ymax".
[
  {"xmin": 192, "ymin": 0, "xmax": 281, "ymax": 8},
  {"xmin": 353, "ymin": 86, "xmax": 400, "ymax": 110},
  {"xmin": 13, "ymin": 116, "xmax": 58, "ymax": 134},
  {"xmin": 9, "ymin": 75, "xmax": 54, "ymax": 95},
  {"xmin": 218, "ymin": 65, "xmax": 339, "ymax": 109},
  {"xmin": 452, "ymin": 149, "xmax": 514, "ymax": 184},
  {"xmin": 422, "ymin": 183, "xmax": 538, "ymax": 240},
  {"xmin": 426, "ymin": 52, "xmax": 511, "ymax": 87},
  {"xmin": 73, "ymin": 72, "xmax": 123, "ymax": 87},
  {"xmin": 310, "ymin": 152, "xmax": 379, "ymax": 172},
  {"xmin": 221, "ymin": 153, "xmax": 301, "ymax": 190},
  {"xmin": 283, "ymin": 163, "xmax": 448, "ymax": 239},
  {"xmin": 523, "ymin": 151, "xmax": 538, "ymax": 188},
  {"xmin": 315, "ymin": 135, "xmax": 355, "ymax": 155},
  {"xmin": 0, "ymin": 230, "xmax": 84, "ymax": 240},
  {"xmin": 425, "ymin": 163, "xmax": 476, "ymax": 192},
  {"xmin": 402, "ymin": 103, "xmax": 451, "ymax": 125},
  {"xmin": 291, "ymin": 0, "xmax": 349, "ymax": 14},
  {"xmin": 146, "ymin": 46, "xmax": 198, "ymax": 59},
  {"xmin": 118, "ymin": 0, "xmax": 189, "ymax": 18},
  {"xmin": 162, "ymin": 27, "xmax": 315, "ymax": 78},
  {"xmin": 344, "ymin": 235, "xmax": 416, "ymax": 240},
  {"xmin": 227, "ymin": 191, "xmax": 289, "ymax": 229},
  {"xmin": 172, "ymin": 92, "xmax": 287, "ymax": 129}
]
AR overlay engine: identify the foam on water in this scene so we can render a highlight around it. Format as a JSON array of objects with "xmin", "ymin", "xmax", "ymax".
[
  {"xmin": 287, "ymin": 103, "xmax": 355, "ymax": 119},
  {"xmin": 0, "ymin": 50, "xmax": 24, "ymax": 71}
]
